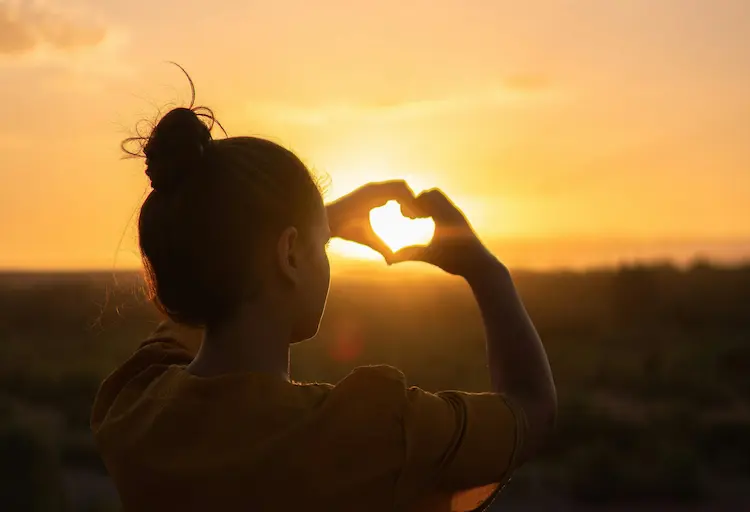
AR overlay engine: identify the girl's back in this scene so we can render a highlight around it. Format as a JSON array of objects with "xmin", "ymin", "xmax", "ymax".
[{"xmin": 92, "ymin": 322, "xmax": 520, "ymax": 512}]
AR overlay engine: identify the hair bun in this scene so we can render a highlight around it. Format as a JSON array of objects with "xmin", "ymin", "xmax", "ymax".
[{"xmin": 144, "ymin": 107, "xmax": 212, "ymax": 193}]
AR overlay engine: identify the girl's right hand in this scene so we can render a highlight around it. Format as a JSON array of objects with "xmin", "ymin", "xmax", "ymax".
[{"xmin": 390, "ymin": 188, "xmax": 497, "ymax": 278}]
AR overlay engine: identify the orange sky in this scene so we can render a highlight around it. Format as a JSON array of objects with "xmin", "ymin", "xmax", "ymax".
[{"xmin": 0, "ymin": 0, "xmax": 749, "ymax": 270}]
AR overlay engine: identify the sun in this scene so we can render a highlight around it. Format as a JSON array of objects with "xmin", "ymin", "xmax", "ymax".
[
  {"xmin": 369, "ymin": 200, "xmax": 435, "ymax": 252},
  {"xmin": 327, "ymin": 200, "xmax": 435, "ymax": 261},
  {"xmin": 322, "ymin": 163, "xmax": 435, "ymax": 260}
]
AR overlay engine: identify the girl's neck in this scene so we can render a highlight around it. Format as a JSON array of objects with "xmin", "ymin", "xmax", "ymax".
[{"xmin": 188, "ymin": 302, "xmax": 292, "ymax": 380}]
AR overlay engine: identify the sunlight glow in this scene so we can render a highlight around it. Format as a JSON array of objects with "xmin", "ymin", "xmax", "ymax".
[
  {"xmin": 327, "ymin": 200, "xmax": 436, "ymax": 260},
  {"xmin": 370, "ymin": 200, "xmax": 435, "ymax": 252},
  {"xmin": 328, "ymin": 239, "xmax": 382, "ymax": 260}
]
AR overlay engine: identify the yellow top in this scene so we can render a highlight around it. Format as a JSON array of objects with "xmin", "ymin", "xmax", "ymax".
[{"xmin": 91, "ymin": 321, "xmax": 525, "ymax": 512}]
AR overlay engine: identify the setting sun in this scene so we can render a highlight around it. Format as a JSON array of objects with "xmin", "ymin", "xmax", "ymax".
[
  {"xmin": 326, "ymin": 200, "xmax": 435, "ymax": 261},
  {"xmin": 370, "ymin": 200, "xmax": 435, "ymax": 252}
]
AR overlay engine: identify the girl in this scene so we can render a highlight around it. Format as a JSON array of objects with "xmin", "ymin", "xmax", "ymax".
[{"xmin": 91, "ymin": 91, "xmax": 556, "ymax": 512}]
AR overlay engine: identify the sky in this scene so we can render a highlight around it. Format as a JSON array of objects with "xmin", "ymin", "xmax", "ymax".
[{"xmin": 0, "ymin": 0, "xmax": 748, "ymax": 270}]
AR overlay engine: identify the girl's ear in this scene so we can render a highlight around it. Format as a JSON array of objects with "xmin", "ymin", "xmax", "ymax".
[{"xmin": 276, "ymin": 226, "xmax": 301, "ymax": 286}]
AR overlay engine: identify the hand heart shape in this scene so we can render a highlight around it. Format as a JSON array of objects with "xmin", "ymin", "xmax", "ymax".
[
  {"xmin": 328, "ymin": 180, "xmax": 435, "ymax": 263},
  {"xmin": 369, "ymin": 200, "xmax": 435, "ymax": 253}
]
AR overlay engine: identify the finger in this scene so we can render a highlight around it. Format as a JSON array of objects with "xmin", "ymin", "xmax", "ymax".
[
  {"xmin": 389, "ymin": 245, "xmax": 429, "ymax": 265},
  {"xmin": 365, "ymin": 180, "xmax": 417, "ymax": 208},
  {"xmin": 415, "ymin": 188, "xmax": 465, "ymax": 222},
  {"xmin": 361, "ymin": 231, "xmax": 394, "ymax": 263},
  {"xmin": 399, "ymin": 198, "xmax": 423, "ymax": 219}
]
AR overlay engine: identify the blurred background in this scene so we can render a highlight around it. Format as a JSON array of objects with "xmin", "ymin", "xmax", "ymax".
[{"xmin": 1, "ymin": 0, "xmax": 748, "ymax": 510}]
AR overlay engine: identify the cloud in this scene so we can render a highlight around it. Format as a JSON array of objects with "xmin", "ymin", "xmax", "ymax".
[
  {"xmin": 0, "ymin": 1, "xmax": 106, "ymax": 55},
  {"xmin": 0, "ymin": 2, "xmax": 131, "ymax": 86},
  {"xmin": 248, "ymin": 80, "xmax": 561, "ymax": 126}
]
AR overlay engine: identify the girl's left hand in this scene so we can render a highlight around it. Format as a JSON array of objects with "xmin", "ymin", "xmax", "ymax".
[{"xmin": 326, "ymin": 180, "xmax": 416, "ymax": 263}]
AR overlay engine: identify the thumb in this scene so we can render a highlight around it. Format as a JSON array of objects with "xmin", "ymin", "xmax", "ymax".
[
  {"xmin": 362, "ymin": 233, "xmax": 394, "ymax": 264},
  {"xmin": 389, "ymin": 245, "xmax": 429, "ymax": 265}
]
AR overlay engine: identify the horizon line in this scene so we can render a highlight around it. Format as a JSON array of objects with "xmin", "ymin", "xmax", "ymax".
[
  {"xmin": 1, "ymin": 256, "xmax": 749, "ymax": 276},
  {"xmin": 2, "ymin": 235, "xmax": 749, "ymax": 274}
]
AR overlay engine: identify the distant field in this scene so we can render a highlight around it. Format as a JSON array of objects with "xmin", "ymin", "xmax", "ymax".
[{"xmin": 0, "ymin": 263, "xmax": 749, "ymax": 511}]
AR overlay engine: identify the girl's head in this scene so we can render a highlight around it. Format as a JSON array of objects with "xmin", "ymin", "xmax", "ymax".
[{"xmin": 127, "ymin": 98, "xmax": 330, "ymax": 342}]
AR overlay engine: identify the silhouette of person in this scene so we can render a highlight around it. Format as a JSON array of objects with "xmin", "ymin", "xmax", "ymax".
[{"xmin": 91, "ymin": 80, "xmax": 556, "ymax": 512}]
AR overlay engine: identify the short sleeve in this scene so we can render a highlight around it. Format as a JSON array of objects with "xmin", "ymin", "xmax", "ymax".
[
  {"xmin": 91, "ymin": 320, "xmax": 204, "ymax": 433},
  {"xmin": 394, "ymin": 386, "xmax": 526, "ymax": 510}
]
